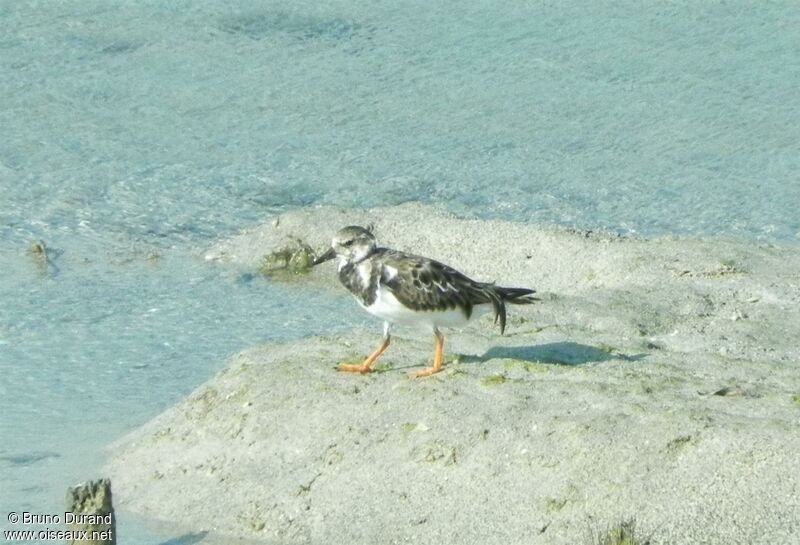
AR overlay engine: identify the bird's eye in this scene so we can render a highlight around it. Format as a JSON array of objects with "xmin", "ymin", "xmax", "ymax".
[{"xmin": 343, "ymin": 240, "xmax": 354, "ymax": 247}]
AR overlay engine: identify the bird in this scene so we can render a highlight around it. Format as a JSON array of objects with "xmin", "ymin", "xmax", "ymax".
[{"xmin": 312, "ymin": 225, "xmax": 538, "ymax": 377}]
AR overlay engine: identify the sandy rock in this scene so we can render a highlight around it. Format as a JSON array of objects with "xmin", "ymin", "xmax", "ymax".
[{"xmin": 110, "ymin": 204, "xmax": 800, "ymax": 544}]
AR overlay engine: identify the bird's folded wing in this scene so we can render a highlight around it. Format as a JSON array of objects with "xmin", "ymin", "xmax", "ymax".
[{"xmin": 377, "ymin": 251, "xmax": 491, "ymax": 314}]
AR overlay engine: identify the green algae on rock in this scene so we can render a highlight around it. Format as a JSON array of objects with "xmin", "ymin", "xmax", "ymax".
[{"xmin": 258, "ymin": 240, "xmax": 316, "ymax": 279}]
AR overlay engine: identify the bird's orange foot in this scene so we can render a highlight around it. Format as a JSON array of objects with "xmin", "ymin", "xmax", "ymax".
[
  {"xmin": 337, "ymin": 362, "xmax": 373, "ymax": 374},
  {"xmin": 411, "ymin": 366, "xmax": 443, "ymax": 378}
]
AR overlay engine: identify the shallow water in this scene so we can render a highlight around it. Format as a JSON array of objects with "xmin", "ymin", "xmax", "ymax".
[
  {"xmin": 2, "ymin": 1, "xmax": 799, "ymax": 542},
  {"xmin": 0, "ymin": 248, "xmax": 370, "ymax": 542}
]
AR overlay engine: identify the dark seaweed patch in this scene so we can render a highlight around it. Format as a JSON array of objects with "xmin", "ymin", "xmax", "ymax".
[{"xmin": 220, "ymin": 12, "xmax": 361, "ymax": 43}]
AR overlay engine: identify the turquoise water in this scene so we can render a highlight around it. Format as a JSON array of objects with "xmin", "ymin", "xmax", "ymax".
[{"xmin": 2, "ymin": 1, "xmax": 799, "ymax": 542}]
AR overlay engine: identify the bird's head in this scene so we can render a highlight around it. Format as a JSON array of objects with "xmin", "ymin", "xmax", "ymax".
[{"xmin": 313, "ymin": 225, "xmax": 377, "ymax": 268}]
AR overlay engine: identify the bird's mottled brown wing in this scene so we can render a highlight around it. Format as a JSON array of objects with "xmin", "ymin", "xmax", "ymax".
[{"xmin": 375, "ymin": 249, "xmax": 496, "ymax": 316}]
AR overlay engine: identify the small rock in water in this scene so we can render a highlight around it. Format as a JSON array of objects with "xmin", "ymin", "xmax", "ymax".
[{"xmin": 29, "ymin": 240, "xmax": 50, "ymax": 268}]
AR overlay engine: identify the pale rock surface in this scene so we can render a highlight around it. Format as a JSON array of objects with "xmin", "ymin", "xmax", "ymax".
[{"xmin": 109, "ymin": 204, "xmax": 800, "ymax": 544}]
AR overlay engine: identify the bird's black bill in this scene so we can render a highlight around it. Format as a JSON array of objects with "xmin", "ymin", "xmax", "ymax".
[{"xmin": 312, "ymin": 247, "xmax": 336, "ymax": 266}]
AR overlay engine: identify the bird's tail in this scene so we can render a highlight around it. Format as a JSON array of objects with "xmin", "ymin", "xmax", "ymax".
[
  {"xmin": 484, "ymin": 286, "xmax": 539, "ymax": 335},
  {"xmin": 496, "ymin": 286, "xmax": 539, "ymax": 304}
]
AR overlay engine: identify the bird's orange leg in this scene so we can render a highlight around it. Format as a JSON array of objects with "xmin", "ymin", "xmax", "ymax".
[
  {"xmin": 413, "ymin": 329, "xmax": 445, "ymax": 378},
  {"xmin": 338, "ymin": 335, "xmax": 391, "ymax": 374}
]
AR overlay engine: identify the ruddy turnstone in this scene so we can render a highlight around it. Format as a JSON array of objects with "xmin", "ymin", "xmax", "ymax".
[{"xmin": 312, "ymin": 225, "xmax": 538, "ymax": 377}]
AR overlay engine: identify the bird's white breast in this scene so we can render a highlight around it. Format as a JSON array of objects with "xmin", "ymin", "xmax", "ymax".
[{"xmin": 360, "ymin": 285, "xmax": 490, "ymax": 330}]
